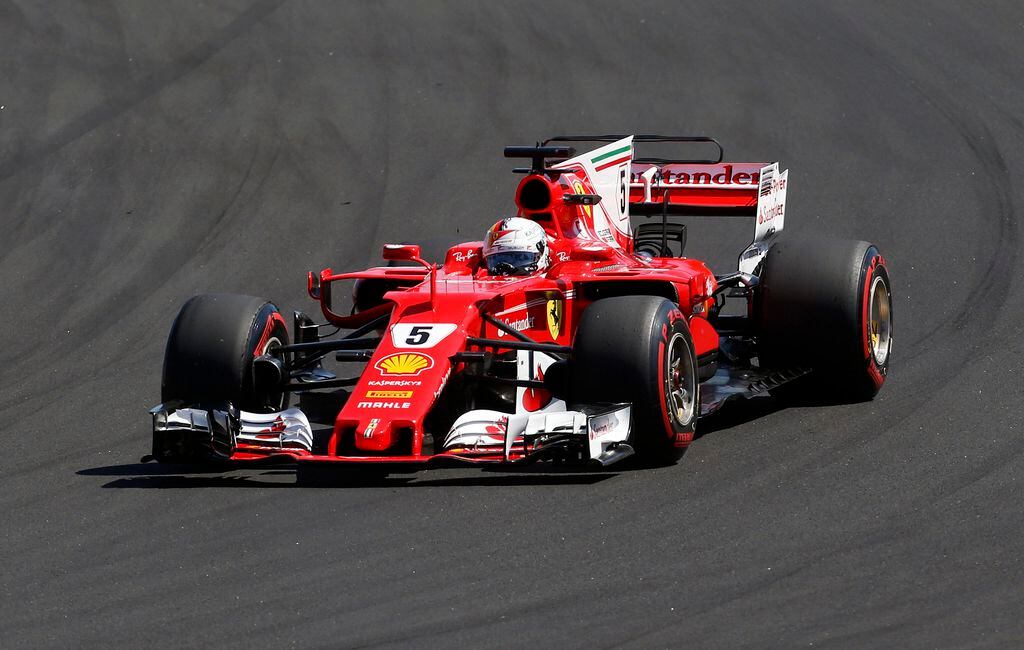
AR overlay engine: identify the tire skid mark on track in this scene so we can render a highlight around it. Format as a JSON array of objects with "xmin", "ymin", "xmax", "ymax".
[
  {"xmin": 928, "ymin": 441, "xmax": 1024, "ymax": 505},
  {"xmin": 897, "ymin": 114, "xmax": 1018, "ymax": 359},
  {"xmin": 6, "ymin": 3, "xmax": 1024, "ymax": 647},
  {"xmin": 812, "ymin": 9, "xmax": 1022, "ymax": 447},
  {"xmin": 824, "ymin": 9, "xmax": 1020, "ymax": 364},
  {"xmin": 181, "ymin": 142, "xmax": 280, "ymax": 263},
  {"xmin": 343, "ymin": 2, "xmax": 397, "ymax": 268},
  {"xmin": 852, "ymin": 117, "xmax": 1019, "ymax": 433},
  {"xmin": 0, "ymin": 144, "xmax": 275, "ymax": 409},
  {"xmin": 0, "ymin": 0, "xmax": 286, "ymax": 184}
]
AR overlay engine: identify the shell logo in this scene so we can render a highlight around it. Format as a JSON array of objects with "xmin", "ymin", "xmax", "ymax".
[{"xmin": 374, "ymin": 352, "xmax": 434, "ymax": 376}]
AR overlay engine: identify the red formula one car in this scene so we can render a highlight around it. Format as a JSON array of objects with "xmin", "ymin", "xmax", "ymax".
[{"xmin": 148, "ymin": 135, "xmax": 892, "ymax": 481}]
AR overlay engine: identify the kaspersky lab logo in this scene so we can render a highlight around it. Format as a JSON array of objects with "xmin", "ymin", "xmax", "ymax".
[{"xmin": 374, "ymin": 352, "xmax": 434, "ymax": 376}]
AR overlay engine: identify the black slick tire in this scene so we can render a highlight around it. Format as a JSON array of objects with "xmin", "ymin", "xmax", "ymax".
[
  {"xmin": 571, "ymin": 296, "xmax": 699, "ymax": 465},
  {"xmin": 756, "ymin": 237, "xmax": 892, "ymax": 401},
  {"xmin": 161, "ymin": 293, "xmax": 290, "ymax": 413}
]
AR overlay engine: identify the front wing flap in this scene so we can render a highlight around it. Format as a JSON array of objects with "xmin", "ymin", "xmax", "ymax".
[
  {"xmin": 150, "ymin": 403, "xmax": 314, "ymax": 460},
  {"xmin": 442, "ymin": 404, "xmax": 633, "ymax": 467}
]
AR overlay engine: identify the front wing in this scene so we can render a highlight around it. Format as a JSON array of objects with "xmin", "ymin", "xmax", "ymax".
[{"xmin": 149, "ymin": 402, "xmax": 634, "ymax": 469}]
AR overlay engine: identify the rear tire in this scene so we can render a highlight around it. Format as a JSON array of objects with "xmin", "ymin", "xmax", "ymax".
[
  {"xmin": 571, "ymin": 296, "xmax": 699, "ymax": 465},
  {"xmin": 162, "ymin": 293, "xmax": 290, "ymax": 413},
  {"xmin": 756, "ymin": 237, "xmax": 892, "ymax": 401}
]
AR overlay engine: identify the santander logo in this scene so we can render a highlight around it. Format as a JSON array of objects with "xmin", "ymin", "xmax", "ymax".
[{"xmin": 630, "ymin": 164, "xmax": 762, "ymax": 186}]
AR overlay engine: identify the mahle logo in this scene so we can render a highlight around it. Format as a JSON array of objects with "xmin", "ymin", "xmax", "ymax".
[{"xmin": 374, "ymin": 352, "xmax": 433, "ymax": 376}]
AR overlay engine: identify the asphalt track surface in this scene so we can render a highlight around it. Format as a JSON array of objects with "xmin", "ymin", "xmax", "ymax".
[{"xmin": 3, "ymin": 1, "xmax": 1024, "ymax": 647}]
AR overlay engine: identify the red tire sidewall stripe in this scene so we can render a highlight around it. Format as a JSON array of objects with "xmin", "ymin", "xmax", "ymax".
[
  {"xmin": 659, "ymin": 308, "xmax": 695, "ymax": 448},
  {"xmin": 254, "ymin": 311, "xmax": 287, "ymax": 358},
  {"xmin": 657, "ymin": 338, "xmax": 673, "ymax": 438},
  {"xmin": 860, "ymin": 254, "xmax": 887, "ymax": 388}
]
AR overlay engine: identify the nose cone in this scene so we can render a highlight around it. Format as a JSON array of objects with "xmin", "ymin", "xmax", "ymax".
[
  {"xmin": 351, "ymin": 416, "xmax": 408, "ymax": 453},
  {"xmin": 334, "ymin": 323, "xmax": 466, "ymax": 456}
]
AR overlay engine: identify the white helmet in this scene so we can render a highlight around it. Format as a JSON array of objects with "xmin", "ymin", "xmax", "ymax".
[{"xmin": 483, "ymin": 217, "xmax": 550, "ymax": 276}]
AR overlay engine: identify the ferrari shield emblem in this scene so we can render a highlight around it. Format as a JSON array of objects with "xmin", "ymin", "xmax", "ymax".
[
  {"xmin": 546, "ymin": 299, "xmax": 563, "ymax": 340},
  {"xmin": 571, "ymin": 180, "xmax": 592, "ymax": 219}
]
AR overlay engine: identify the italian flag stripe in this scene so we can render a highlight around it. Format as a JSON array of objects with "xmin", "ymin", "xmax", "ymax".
[
  {"xmin": 594, "ymin": 154, "xmax": 632, "ymax": 171},
  {"xmin": 590, "ymin": 145, "xmax": 631, "ymax": 164}
]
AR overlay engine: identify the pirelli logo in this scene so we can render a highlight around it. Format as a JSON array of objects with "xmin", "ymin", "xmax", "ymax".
[{"xmin": 365, "ymin": 390, "xmax": 413, "ymax": 399}]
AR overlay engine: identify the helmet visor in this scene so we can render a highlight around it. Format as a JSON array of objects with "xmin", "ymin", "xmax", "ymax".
[{"xmin": 485, "ymin": 251, "xmax": 541, "ymax": 276}]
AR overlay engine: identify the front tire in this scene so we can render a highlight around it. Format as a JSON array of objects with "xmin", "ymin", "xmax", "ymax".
[
  {"xmin": 161, "ymin": 293, "xmax": 290, "ymax": 413},
  {"xmin": 571, "ymin": 296, "xmax": 699, "ymax": 465}
]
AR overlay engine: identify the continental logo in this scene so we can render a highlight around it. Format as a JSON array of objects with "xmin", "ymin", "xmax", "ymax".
[
  {"xmin": 365, "ymin": 390, "xmax": 414, "ymax": 399},
  {"xmin": 374, "ymin": 352, "xmax": 433, "ymax": 376}
]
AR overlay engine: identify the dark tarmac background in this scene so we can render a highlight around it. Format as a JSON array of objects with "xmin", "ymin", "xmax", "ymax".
[{"xmin": 2, "ymin": 1, "xmax": 1023, "ymax": 647}]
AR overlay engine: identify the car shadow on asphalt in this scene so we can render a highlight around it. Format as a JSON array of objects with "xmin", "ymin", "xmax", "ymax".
[
  {"xmin": 78, "ymin": 463, "xmax": 297, "ymax": 488},
  {"xmin": 696, "ymin": 395, "xmax": 787, "ymax": 438},
  {"xmin": 695, "ymin": 387, "xmax": 875, "ymax": 440},
  {"xmin": 77, "ymin": 463, "xmax": 618, "ymax": 489}
]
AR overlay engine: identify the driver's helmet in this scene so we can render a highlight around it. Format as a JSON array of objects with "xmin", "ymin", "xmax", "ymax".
[{"xmin": 482, "ymin": 217, "xmax": 550, "ymax": 276}]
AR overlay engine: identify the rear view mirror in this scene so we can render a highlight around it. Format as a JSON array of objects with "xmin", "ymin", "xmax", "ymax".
[
  {"xmin": 306, "ymin": 271, "xmax": 321, "ymax": 299},
  {"xmin": 382, "ymin": 244, "xmax": 422, "ymax": 262}
]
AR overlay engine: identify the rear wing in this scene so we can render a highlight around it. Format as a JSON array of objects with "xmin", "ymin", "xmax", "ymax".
[
  {"xmin": 544, "ymin": 135, "xmax": 788, "ymax": 274},
  {"xmin": 630, "ymin": 162, "xmax": 765, "ymax": 216}
]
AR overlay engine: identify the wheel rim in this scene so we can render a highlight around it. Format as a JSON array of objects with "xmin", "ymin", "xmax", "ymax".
[
  {"xmin": 665, "ymin": 332, "xmax": 696, "ymax": 426},
  {"xmin": 260, "ymin": 335, "xmax": 286, "ymax": 410},
  {"xmin": 261, "ymin": 336, "xmax": 282, "ymax": 356},
  {"xmin": 868, "ymin": 276, "xmax": 892, "ymax": 366}
]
